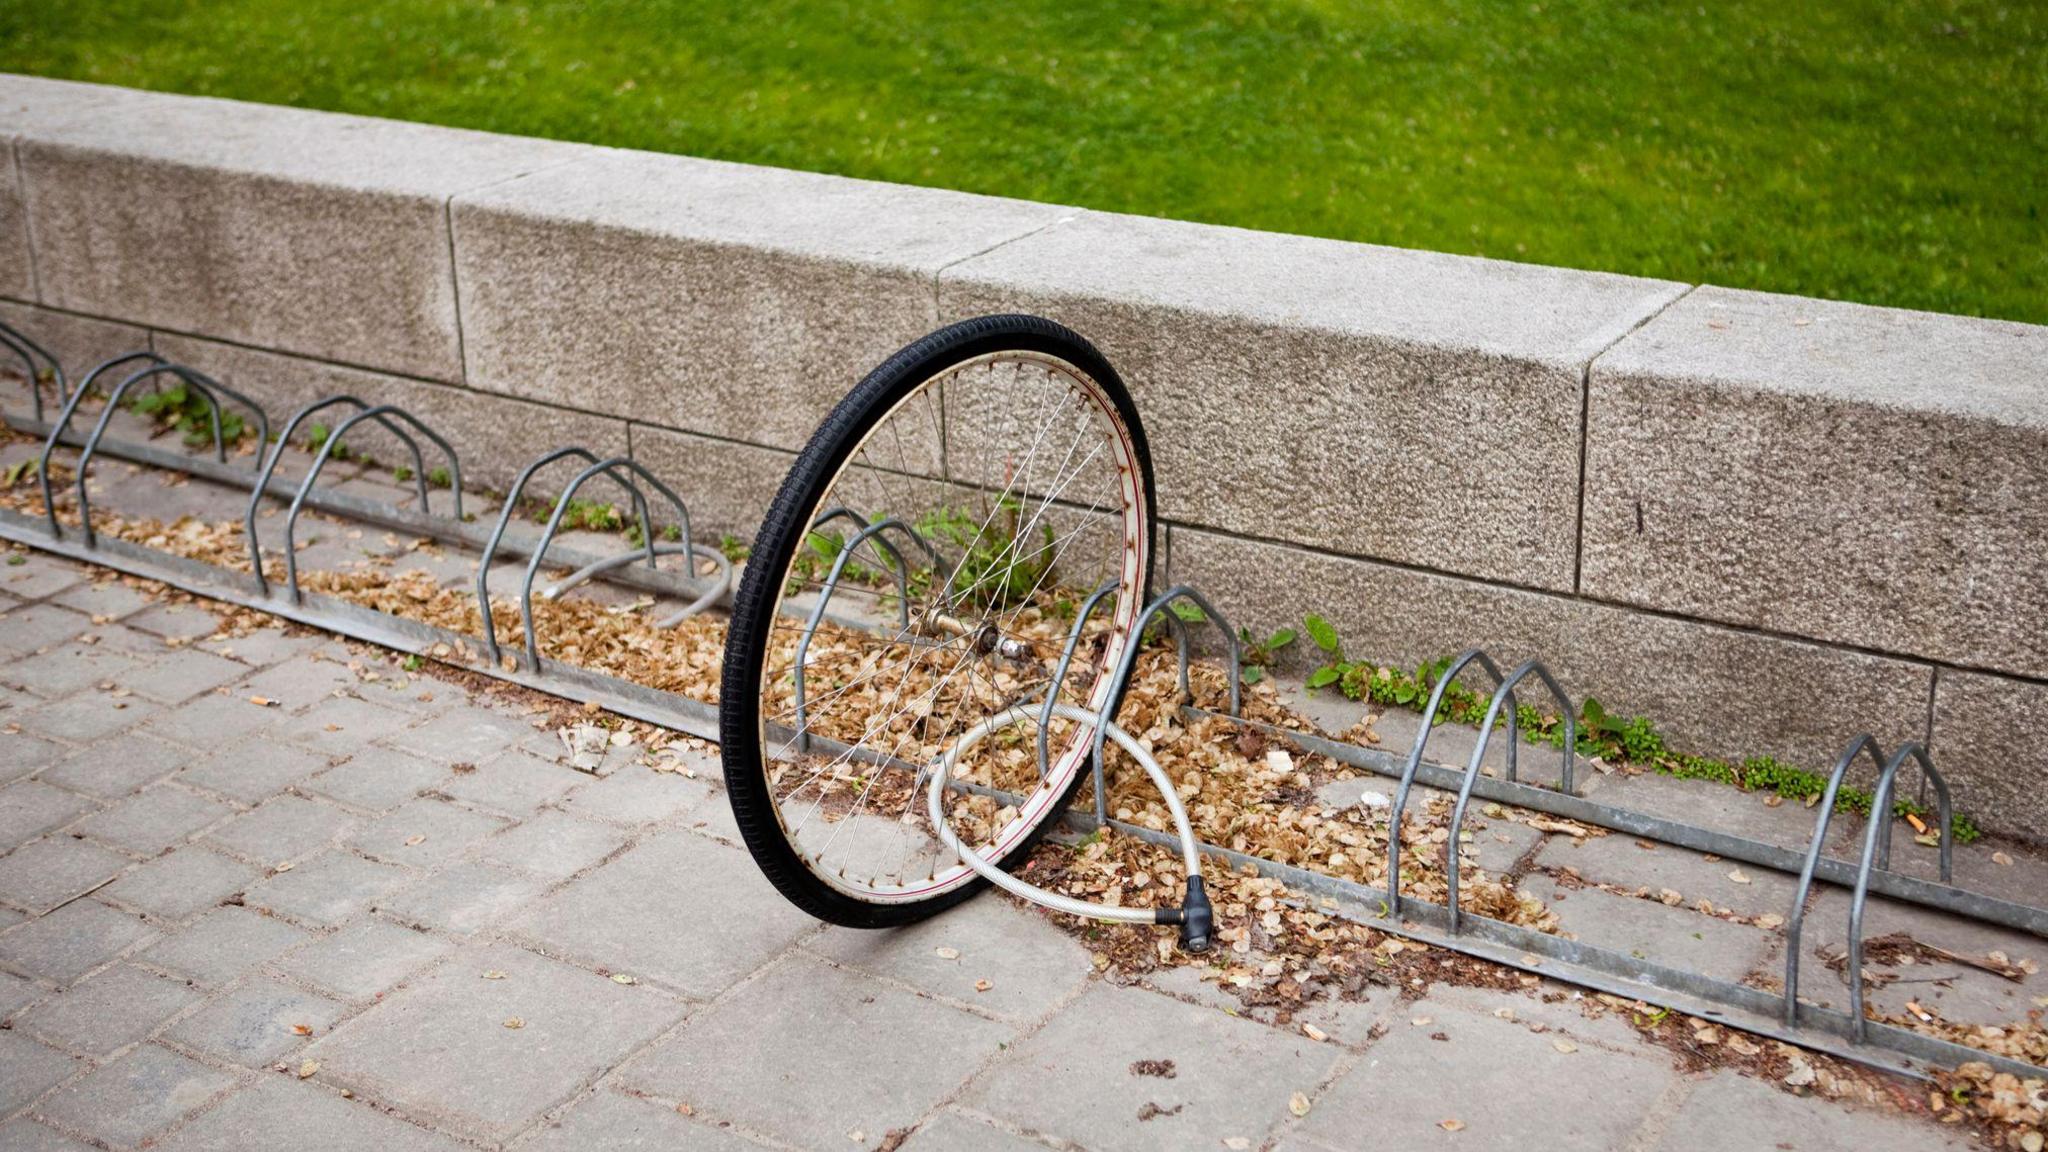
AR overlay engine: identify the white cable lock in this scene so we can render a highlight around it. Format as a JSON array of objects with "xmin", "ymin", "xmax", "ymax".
[{"xmin": 926, "ymin": 702, "xmax": 1213, "ymax": 950}]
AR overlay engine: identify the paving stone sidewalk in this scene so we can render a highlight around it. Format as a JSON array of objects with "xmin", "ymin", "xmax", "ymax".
[{"xmin": 0, "ymin": 548, "xmax": 1987, "ymax": 1150}]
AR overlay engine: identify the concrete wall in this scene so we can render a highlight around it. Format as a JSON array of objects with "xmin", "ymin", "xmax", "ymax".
[{"xmin": 4, "ymin": 75, "xmax": 2044, "ymax": 838}]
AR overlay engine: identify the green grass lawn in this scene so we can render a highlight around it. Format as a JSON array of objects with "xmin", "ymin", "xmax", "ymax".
[{"xmin": 3, "ymin": 1, "xmax": 2043, "ymax": 323}]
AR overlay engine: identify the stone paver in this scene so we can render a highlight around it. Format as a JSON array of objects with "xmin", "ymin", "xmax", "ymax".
[
  {"xmin": 16, "ymin": 691, "xmax": 164, "ymax": 745},
  {"xmin": 899, "ymin": 1110, "xmax": 1053, "ymax": 1152},
  {"xmin": 558, "ymin": 763, "xmax": 713, "ymax": 828},
  {"xmin": 961, "ymin": 981, "xmax": 1339, "ymax": 1152},
  {"xmin": 0, "ymin": 836, "xmax": 132, "ymax": 914},
  {"xmin": 1518, "ymin": 873, "xmax": 1779, "ymax": 986},
  {"xmin": 1298, "ymin": 999, "xmax": 1673, "ymax": 1151},
  {"xmin": 0, "ymin": 900, "xmax": 156, "ymax": 985},
  {"xmin": 116, "ymin": 648, "xmax": 245, "ymax": 706},
  {"xmin": 511, "ymin": 831, "xmax": 812, "ymax": 998},
  {"xmin": 122, "ymin": 603, "xmax": 223, "ymax": 643},
  {"xmin": 277, "ymin": 696, "xmax": 417, "ymax": 758},
  {"xmin": 347, "ymin": 798, "xmax": 508, "ymax": 868},
  {"xmin": 48, "ymin": 579, "xmax": 152, "ymax": 621},
  {"xmin": 0, "ymin": 733, "xmax": 67, "ymax": 783},
  {"xmin": 156, "ymin": 1077, "xmax": 469, "ymax": 1152},
  {"xmin": 142, "ymin": 691, "xmax": 286, "ymax": 750},
  {"xmin": 276, "ymin": 918, "xmax": 452, "ymax": 1002},
  {"xmin": 205, "ymin": 795, "xmax": 357, "ymax": 865},
  {"xmin": 0, "ymin": 604, "xmax": 92, "ymax": 658},
  {"xmin": 384, "ymin": 709, "xmax": 538, "ymax": 766},
  {"xmin": 307, "ymin": 747, "xmax": 448, "ymax": 813},
  {"xmin": 0, "ymin": 556, "xmax": 85, "ymax": 601},
  {"xmin": 75, "ymin": 785, "xmax": 236, "ymax": 856},
  {"xmin": 379, "ymin": 861, "xmax": 548, "ymax": 936},
  {"xmin": 1653, "ymin": 1071, "xmax": 1967, "ymax": 1151},
  {"xmin": 244, "ymin": 850, "xmax": 408, "ymax": 927},
  {"xmin": 2, "ymin": 643, "xmax": 144, "ymax": 701},
  {"xmin": 164, "ymin": 976, "xmax": 342, "ymax": 1066},
  {"xmin": 0, "ymin": 1029, "xmax": 82, "ymax": 1114},
  {"xmin": 475, "ymin": 810, "xmax": 623, "ymax": 881},
  {"xmin": 179, "ymin": 741, "xmax": 332, "ymax": 805},
  {"xmin": 99, "ymin": 848, "xmax": 260, "ymax": 922},
  {"xmin": 623, "ymin": 953, "xmax": 1015, "ymax": 1150},
  {"xmin": 525, "ymin": 1089, "xmax": 767, "ymax": 1151},
  {"xmin": 306, "ymin": 942, "xmax": 686, "ymax": 1143},
  {"xmin": 1537, "ymin": 829, "xmax": 1798, "ymax": 920},
  {"xmin": 437, "ymin": 748, "xmax": 579, "ymax": 815},
  {"xmin": 142, "ymin": 907, "xmax": 310, "ymax": 987},
  {"xmin": 36, "ymin": 1044, "xmax": 235, "ymax": 1148},
  {"xmin": 807, "ymin": 891, "xmax": 1093, "ymax": 1023},
  {"xmin": 0, "ymin": 1118, "xmax": 97, "ymax": 1151},
  {"xmin": 16, "ymin": 964, "xmax": 203, "ymax": 1057},
  {"xmin": 40, "ymin": 732, "xmax": 191, "ymax": 797},
  {"xmin": 0, "ymin": 781, "xmax": 95, "ymax": 850}
]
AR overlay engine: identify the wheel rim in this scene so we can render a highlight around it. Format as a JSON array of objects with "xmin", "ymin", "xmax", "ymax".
[{"xmin": 751, "ymin": 348, "xmax": 1148, "ymax": 904}]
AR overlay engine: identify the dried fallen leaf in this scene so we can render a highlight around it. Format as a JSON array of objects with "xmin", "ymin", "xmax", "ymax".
[
  {"xmin": 1993, "ymin": 851, "xmax": 2015, "ymax": 867},
  {"xmin": 611, "ymin": 973, "xmax": 638, "ymax": 985},
  {"xmin": 1551, "ymin": 1039, "xmax": 1578, "ymax": 1054},
  {"xmin": 503, "ymin": 1017, "xmax": 525, "ymax": 1029},
  {"xmin": 291, "ymin": 1023, "xmax": 312, "ymax": 1036},
  {"xmin": 1411, "ymin": 1016, "xmax": 1433, "ymax": 1028},
  {"xmin": 1301, "ymin": 1023, "xmax": 1329, "ymax": 1042},
  {"xmin": 482, "ymin": 970, "xmax": 508, "ymax": 980},
  {"xmin": 934, "ymin": 947, "xmax": 960, "ymax": 960},
  {"xmin": 297, "ymin": 1059, "xmax": 318, "ymax": 1079},
  {"xmin": 1288, "ymin": 1091, "xmax": 1311, "ymax": 1117},
  {"xmin": 403, "ymin": 834, "xmax": 427, "ymax": 847},
  {"xmin": 1727, "ymin": 869, "xmax": 1751, "ymax": 885},
  {"xmin": 1439, "ymin": 1119, "xmax": 1466, "ymax": 1132},
  {"xmin": 676, "ymin": 1103, "xmax": 695, "ymax": 1116},
  {"xmin": 1224, "ymin": 1140, "xmax": 1252, "ymax": 1151},
  {"xmin": 974, "ymin": 979, "xmax": 992, "ymax": 992}
]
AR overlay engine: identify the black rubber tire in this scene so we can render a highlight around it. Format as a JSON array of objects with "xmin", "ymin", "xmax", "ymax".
[{"xmin": 719, "ymin": 314, "xmax": 1155, "ymax": 929}]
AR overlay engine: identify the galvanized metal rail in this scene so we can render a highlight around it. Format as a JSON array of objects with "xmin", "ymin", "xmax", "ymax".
[{"xmin": 3, "ymin": 327, "xmax": 2041, "ymax": 1084}]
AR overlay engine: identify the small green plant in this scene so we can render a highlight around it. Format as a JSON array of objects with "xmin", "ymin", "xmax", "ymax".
[
  {"xmin": 916, "ymin": 497, "xmax": 1056, "ymax": 609},
  {"xmin": 719, "ymin": 534, "xmax": 751, "ymax": 563},
  {"xmin": 305, "ymin": 422, "xmax": 354, "ymax": 461},
  {"xmin": 129, "ymin": 383, "xmax": 245, "ymax": 449},
  {"xmin": 426, "ymin": 467, "xmax": 452, "ymax": 489},
  {"xmin": 785, "ymin": 525, "xmax": 887, "ymax": 596},
  {"xmin": 5, "ymin": 552, "xmax": 24, "ymax": 567},
  {"xmin": 1296, "ymin": 614, "xmax": 1982, "ymax": 843},
  {"xmin": 539, "ymin": 497, "xmax": 625, "ymax": 534},
  {"xmin": 1236, "ymin": 625, "xmax": 1297, "ymax": 686},
  {"xmin": 662, "ymin": 524, "xmax": 682, "ymax": 543},
  {"xmin": 1, "ymin": 458, "xmax": 38, "ymax": 489},
  {"xmin": 402, "ymin": 654, "xmax": 422, "ymax": 672},
  {"xmin": 392, "ymin": 465, "xmax": 414, "ymax": 483}
]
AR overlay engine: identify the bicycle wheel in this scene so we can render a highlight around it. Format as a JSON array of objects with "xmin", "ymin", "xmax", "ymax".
[{"xmin": 720, "ymin": 314, "xmax": 1155, "ymax": 928}]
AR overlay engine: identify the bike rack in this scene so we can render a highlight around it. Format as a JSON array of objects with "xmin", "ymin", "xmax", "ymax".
[
  {"xmin": 4, "ymin": 323, "xmax": 2041, "ymax": 1086},
  {"xmin": 786, "ymin": 505, "xmax": 949, "ymax": 754},
  {"xmin": 0, "ymin": 330, "xmax": 733, "ymax": 745},
  {"xmin": 0, "ymin": 320, "xmax": 65, "ymax": 423}
]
